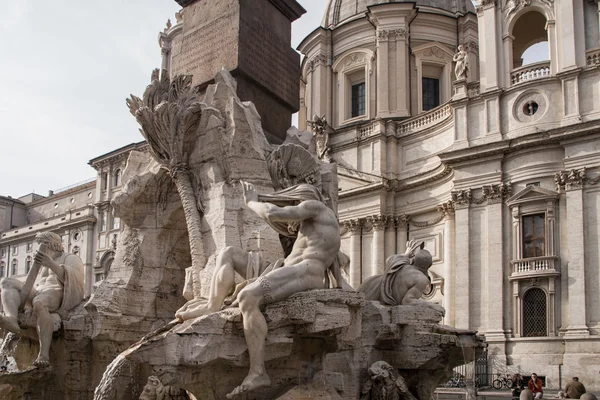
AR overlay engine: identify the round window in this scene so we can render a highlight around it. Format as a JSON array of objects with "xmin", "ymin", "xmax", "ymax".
[
  {"xmin": 523, "ymin": 101, "xmax": 539, "ymax": 116},
  {"xmin": 73, "ymin": 232, "xmax": 81, "ymax": 241},
  {"xmin": 54, "ymin": 203, "xmax": 58, "ymax": 209}
]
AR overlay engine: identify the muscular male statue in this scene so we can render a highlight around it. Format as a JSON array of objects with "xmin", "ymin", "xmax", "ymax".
[
  {"xmin": 197, "ymin": 182, "xmax": 340, "ymax": 398},
  {"xmin": 0, "ymin": 232, "xmax": 85, "ymax": 367}
]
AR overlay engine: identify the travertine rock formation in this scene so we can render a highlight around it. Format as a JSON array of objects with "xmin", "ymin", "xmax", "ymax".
[{"xmin": 122, "ymin": 291, "xmax": 483, "ymax": 400}]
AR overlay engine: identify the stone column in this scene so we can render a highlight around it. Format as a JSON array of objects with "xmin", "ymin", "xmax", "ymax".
[
  {"xmin": 484, "ymin": 185, "xmax": 507, "ymax": 339},
  {"xmin": 556, "ymin": 0, "xmax": 584, "ymax": 70},
  {"xmin": 349, "ymin": 219, "xmax": 363, "ymax": 289},
  {"xmin": 440, "ymin": 202, "xmax": 456, "ymax": 326},
  {"xmin": 371, "ymin": 215, "xmax": 386, "ymax": 276},
  {"xmin": 376, "ymin": 29, "xmax": 390, "ymax": 116},
  {"xmin": 84, "ymin": 224, "xmax": 95, "ymax": 298},
  {"xmin": 503, "ymin": 34, "xmax": 514, "ymax": 87},
  {"xmin": 384, "ymin": 216, "xmax": 395, "ymax": 260},
  {"xmin": 395, "ymin": 28, "xmax": 409, "ymax": 117},
  {"xmin": 452, "ymin": 190, "xmax": 471, "ymax": 330},
  {"xmin": 477, "ymin": 2, "xmax": 499, "ymax": 91},
  {"xmin": 396, "ymin": 215, "xmax": 409, "ymax": 254},
  {"xmin": 564, "ymin": 179, "xmax": 589, "ymax": 336}
]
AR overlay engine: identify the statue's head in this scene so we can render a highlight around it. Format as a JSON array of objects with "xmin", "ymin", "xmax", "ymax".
[
  {"xmin": 368, "ymin": 361, "xmax": 395, "ymax": 381},
  {"xmin": 139, "ymin": 376, "xmax": 162, "ymax": 400},
  {"xmin": 405, "ymin": 240, "xmax": 433, "ymax": 271},
  {"xmin": 458, "ymin": 45, "xmax": 464, "ymax": 51},
  {"xmin": 35, "ymin": 232, "xmax": 64, "ymax": 253}
]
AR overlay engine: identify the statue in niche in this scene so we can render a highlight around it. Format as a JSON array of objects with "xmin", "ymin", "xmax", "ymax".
[
  {"xmin": 453, "ymin": 45, "xmax": 469, "ymax": 80},
  {"xmin": 307, "ymin": 114, "xmax": 332, "ymax": 162},
  {"xmin": 360, "ymin": 361, "xmax": 416, "ymax": 400},
  {"xmin": 0, "ymin": 232, "xmax": 85, "ymax": 367},
  {"xmin": 139, "ymin": 376, "xmax": 192, "ymax": 400},
  {"xmin": 359, "ymin": 240, "xmax": 441, "ymax": 310}
]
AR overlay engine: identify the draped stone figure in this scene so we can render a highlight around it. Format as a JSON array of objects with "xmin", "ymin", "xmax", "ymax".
[
  {"xmin": 0, "ymin": 232, "xmax": 85, "ymax": 367},
  {"xmin": 453, "ymin": 45, "xmax": 469, "ymax": 80},
  {"xmin": 358, "ymin": 240, "xmax": 439, "ymax": 309}
]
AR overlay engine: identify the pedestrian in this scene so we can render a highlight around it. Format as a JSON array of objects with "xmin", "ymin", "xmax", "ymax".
[
  {"xmin": 528, "ymin": 373, "xmax": 544, "ymax": 399},
  {"xmin": 565, "ymin": 377, "xmax": 586, "ymax": 399},
  {"xmin": 512, "ymin": 373, "xmax": 525, "ymax": 399}
]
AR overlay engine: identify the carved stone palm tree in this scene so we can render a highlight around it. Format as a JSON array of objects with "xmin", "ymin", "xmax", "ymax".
[{"xmin": 126, "ymin": 69, "xmax": 206, "ymax": 276}]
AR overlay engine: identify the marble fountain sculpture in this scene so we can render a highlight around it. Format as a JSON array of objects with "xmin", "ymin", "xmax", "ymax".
[{"xmin": 0, "ymin": 69, "xmax": 484, "ymax": 400}]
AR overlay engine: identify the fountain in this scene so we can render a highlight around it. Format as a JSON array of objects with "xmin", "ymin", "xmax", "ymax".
[{"xmin": 0, "ymin": 3, "xmax": 485, "ymax": 398}]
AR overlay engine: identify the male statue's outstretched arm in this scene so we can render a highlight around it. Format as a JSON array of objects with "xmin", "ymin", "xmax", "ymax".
[{"xmin": 242, "ymin": 181, "xmax": 319, "ymax": 222}]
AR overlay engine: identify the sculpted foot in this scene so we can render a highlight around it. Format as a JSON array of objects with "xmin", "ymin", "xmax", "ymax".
[
  {"xmin": 226, "ymin": 372, "xmax": 271, "ymax": 399},
  {"xmin": 175, "ymin": 306, "xmax": 212, "ymax": 322},
  {"xmin": 0, "ymin": 316, "xmax": 21, "ymax": 334},
  {"xmin": 33, "ymin": 356, "xmax": 51, "ymax": 368}
]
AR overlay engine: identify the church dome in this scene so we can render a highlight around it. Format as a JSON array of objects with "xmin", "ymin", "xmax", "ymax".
[{"xmin": 321, "ymin": 0, "xmax": 476, "ymax": 28}]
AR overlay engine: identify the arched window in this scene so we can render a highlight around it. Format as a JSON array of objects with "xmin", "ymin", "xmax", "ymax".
[
  {"xmin": 523, "ymin": 288, "xmax": 547, "ymax": 337},
  {"xmin": 0, "ymin": 262, "xmax": 5, "ymax": 277},
  {"xmin": 11, "ymin": 259, "xmax": 17, "ymax": 276},
  {"xmin": 114, "ymin": 169, "xmax": 122, "ymax": 187},
  {"xmin": 25, "ymin": 256, "xmax": 32, "ymax": 274},
  {"xmin": 508, "ymin": 9, "xmax": 552, "ymax": 85},
  {"xmin": 101, "ymin": 172, "xmax": 108, "ymax": 190}
]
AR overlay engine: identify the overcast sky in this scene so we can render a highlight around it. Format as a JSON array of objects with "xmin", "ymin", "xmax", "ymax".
[
  {"xmin": 0, "ymin": 1, "xmax": 545, "ymax": 198},
  {"xmin": 0, "ymin": 0, "xmax": 327, "ymax": 198}
]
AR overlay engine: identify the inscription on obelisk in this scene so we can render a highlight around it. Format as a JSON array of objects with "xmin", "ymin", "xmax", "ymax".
[{"xmin": 163, "ymin": 0, "xmax": 305, "ymax": 141}]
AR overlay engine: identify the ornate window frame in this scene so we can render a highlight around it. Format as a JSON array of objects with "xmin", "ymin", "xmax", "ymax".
[
  {"xmin": 506, "ymin": 185, "xmax": 560, "ymax": 337},
  {"xmin": 412, "ymin": 42, "xmax": 454, "ymax": 114},
  {"xmin": 332, "ymin": 49, "xmax": 375, "ymax": 127}
]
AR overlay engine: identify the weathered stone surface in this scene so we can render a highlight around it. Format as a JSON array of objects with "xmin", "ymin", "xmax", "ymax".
[
  {"xmin": 122, "ymin": 293, "xmax": 483, "ymax": 400},
  {"xmin": 169, "ymin": 0, "xmax": 305, "ymax": 139}
]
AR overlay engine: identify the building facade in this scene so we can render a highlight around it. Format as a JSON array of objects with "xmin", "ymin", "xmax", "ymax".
[
  {"xmin": 0, "ymin": 142, "xmax": 147, "ymax": 298},
  {"xmin": 298, "ymin": 0, "xmax": 600, "ymax": 389}
]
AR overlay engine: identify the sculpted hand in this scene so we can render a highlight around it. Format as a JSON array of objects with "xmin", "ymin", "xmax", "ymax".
[
  {"xmin": 241, "ymin": 181, "xmax": 258, "ymax": 204},
  {"xmin": 34, "ymin": 251, "xmax": 59, "ymax": 270}
]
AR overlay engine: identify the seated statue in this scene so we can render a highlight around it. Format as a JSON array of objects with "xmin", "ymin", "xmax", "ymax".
[
  {"xmin": 0, "ymin": 232, "xmax": 85, "ymax": 367},
  {"xmin": 359, "ymin": 240, "xmax": 438, "ymax": 308},
  {"xmin": 176, "ymin": 182, "xmax": 341, "ymax": 399}
]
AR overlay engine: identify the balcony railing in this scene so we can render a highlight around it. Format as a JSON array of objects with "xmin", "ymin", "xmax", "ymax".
[
  {"xmin": 510, "ymin": 61, "xmax": 551, "ymax": 85},
  {"xmin": 509, "ymin": 256, "xmax": 560, "ymax": 280},
  {"xmin": 396, "ymin": 103, "xmax": 452, "ymax": 136},
  {"xmin": 587, "ymin": 48, "xmax": 600, "ymax": 67}
]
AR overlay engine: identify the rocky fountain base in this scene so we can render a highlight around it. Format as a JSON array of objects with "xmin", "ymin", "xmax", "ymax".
[{"xmin": 98, "ymin": 290, "xmax": 484, "ymax": 400}]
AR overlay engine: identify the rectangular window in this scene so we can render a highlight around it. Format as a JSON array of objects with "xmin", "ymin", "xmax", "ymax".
[
  {"xmin": 26, "ymin": 242, "xmax": 33, "ymax": 252},
  {"xmin": 1, "ymin": 248, "xmax": 5, "ymax": 258},
  {"xmin": 351, "ymin": 82, "xmax": 366, "ymax": 118},
  {"xmin": 522, "ymin": 213, "xmax": 545, "ymax": 258},
  {"xmin": 112, "ymin": 217, "xmax": 121, "ymax": 230},
  {"xmin": 101, "ymin": 210, "xmax": 108, "ymax": 232},
  {"xmin": 422, "ymin": 77, "xmax": 440, "ymax": 111},
  {"xmin": 11, "ymin": 246, "xmax": 18, "ymax": 256}
]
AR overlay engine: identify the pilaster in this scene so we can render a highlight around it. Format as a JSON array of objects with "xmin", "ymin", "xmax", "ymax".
[
  {"xmin": 348, "ymin": 219, "xmax": 363, "ymax": 289},
  {"xmin": 563, "ymin": 175, "xmax": 589, "ymax": 336},
  {"xmin": 376, "ymin": 29, "xmax": 390, "ymax": 116},
  {"xmin": 439, "ymin": 201, "xmax": 456, "ymax": 326},
  {"xmin": 477, "ymin": 0, "xmax": 500, "ymax": 91},
  {"xmin": 369, "ymin": 215, "xmax": 386, "ymax": 276},
  {"xmin": 395, "ymin": 214, "xmax": 409, "ymax": 255},
  {"xmin": 452, "ymin": 189, "xmax": 471, "ymax": 330}
]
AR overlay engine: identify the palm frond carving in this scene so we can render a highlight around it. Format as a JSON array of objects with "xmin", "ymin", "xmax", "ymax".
[{"xmin": 126, "ymin": 69, "xmax": 207, "ymax": 274}]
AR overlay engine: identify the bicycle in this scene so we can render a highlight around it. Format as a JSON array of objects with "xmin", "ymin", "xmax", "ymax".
[
  {"xmin": 446, "ymin": 375, "xmax": 467, "ymax": 388},
  {"xmin": 493, "ymin": 375, "xmax": 514, "ymax": 389}
]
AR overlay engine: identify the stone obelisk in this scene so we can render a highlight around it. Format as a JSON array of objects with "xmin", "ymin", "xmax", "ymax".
[{"xmin": 161, "ymin": 0, "xmax": 306, "ymax": 142}]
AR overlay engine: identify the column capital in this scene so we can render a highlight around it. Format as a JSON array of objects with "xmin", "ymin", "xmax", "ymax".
[
  {"xmin": 554, "ymin": 168, "xmax": 586, "ymax": 192},
  {"xmin": 437, "ymin": 200, "xmax": 456, "ymax": 218},
  {"xmin": 395, "ymin": 214, "xmax": 410, "ymax": 228},
  {"xmin": 368, "ymin": 215, "xmax": 387, "ymax": 231},
  {"xmin": 376, "ymin": 29, "xmax": 391, "ymax": 42},
  {"xmin": 451, "ymin": 189, "xmax": 472, "ymax": 209},
  {"xmin": 346, "ymin": 219, "xmax": 363, "ymax": 235},
  {"xmin": 482, "ymin": 183, "xmax": 512, "ymax": 204}
]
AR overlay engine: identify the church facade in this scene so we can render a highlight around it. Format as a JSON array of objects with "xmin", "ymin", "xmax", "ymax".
[{"xmin": 298, "ymin": 0, "xmax": 600, "ymax": 389}]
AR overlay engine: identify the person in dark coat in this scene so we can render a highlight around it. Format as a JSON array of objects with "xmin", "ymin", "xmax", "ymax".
[{"xmin": 565, "ymin": 377, "xmax": 586, "ymax": 399}]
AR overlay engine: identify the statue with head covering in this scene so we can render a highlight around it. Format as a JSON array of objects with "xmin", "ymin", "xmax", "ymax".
[
  {"xmin": 358, "ymin": 240, "xmax": 441, "ymax": 310},
  {"xmin": 0, "ymin": 231, "xmax": 85, "ymax": 367}
]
